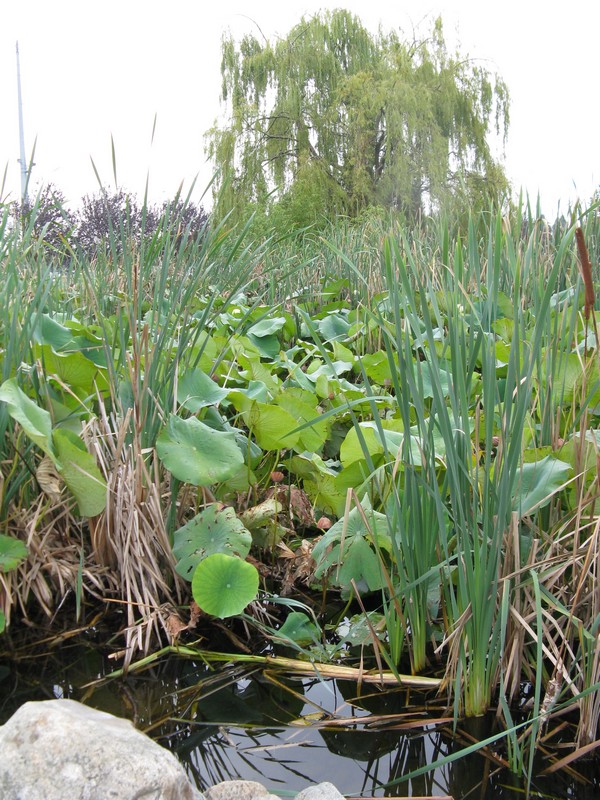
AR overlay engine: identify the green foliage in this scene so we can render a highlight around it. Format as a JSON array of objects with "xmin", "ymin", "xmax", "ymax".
[
  {"xmin": 4, "ymin": 177, "xmax": 600, "ymax": 773},
  {"xmin": 0, "ymin": 532, "xmax": 28, "ymax": 636},
  {"xmin": 513, "ymin": 454, "xmax": 572, "ymax": 516},
  {"xmin": 208, "ymin": 10, "xmax": 510, "ymax": 224},
  {"xmin": 277, "ymin": 611, "xmax": 321, "ymax": 647},
  {"xmin": 312, "ymin": 496, "xmax": 390, "ymax": 596},
  {"xmin": 173, "ymin": 504, "xmax": 253, "ymax": 580},
  {"xmin": 156, "ymin": 414, "xmax": 244, "ymax": 486},
  {"xmin": 0, "ymin": 534, "xmax": 28, "ymax": 572},
  {"xmin": 13, "ymin": 183, "xmax": 76, "ymax": 258},
  {"xmin": 0, "ymin": 379, "xmax": 107, "ymax": 517},
  {"xmin": 191, "ymin": 553, "xmax": 259, "ymax": 618},
  {"xmin": 176, "ymin": 368, "xmax": 229, "ymax": 412}
]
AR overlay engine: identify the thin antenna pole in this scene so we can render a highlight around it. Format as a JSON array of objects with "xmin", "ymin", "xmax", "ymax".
[{"xmin": 16, "ymin": 41, "xmax": 28, "ymax": 203}]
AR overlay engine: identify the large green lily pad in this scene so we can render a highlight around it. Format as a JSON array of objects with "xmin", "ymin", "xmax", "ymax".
[
  {"xmin": 192, "ymin": 553, "xmax": 259, "ymax": 618},
  {"xmin": 157, "ymin": 414, "xmax": 244, "ymax": 486}
]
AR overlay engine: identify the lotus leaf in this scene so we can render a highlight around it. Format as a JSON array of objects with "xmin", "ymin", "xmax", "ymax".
[
  {"xmin": 52, "ymin": 428, "xmax": 107, "ymax": 517},
  {"xmin": 243, "ymin": 402, "xmax": 300, "ymax": 451},
  {"xmin": 278, "ymin": 612, "xmax": 320, "ymax": 646},
  {"xmin": 192, "ymin": 553, "xmax": 259, "ymax": 618},
  {"xmin": 312, "ymin": 500, "xmax": 390, "ymax": 594},
  {"xmin": 173, "ymin": 504, "xmax": 252, "ymax": 580},
  {"xmin": 177, "ymin": 367, "xmax": 229, "ymax": 412},
  {"xmin": 0, "ymin": 534, "xmax": 28, "ymax": 573},
  {"xmin": 0, "ymin": 379, "xmax": 53, "ymax": 457},
  {"xmin": 35, "ymin": 344, "xmax": 109, "ymax": 395},
  {"xmin": 276, "ymin": 389, "xmax": 329, "ymax": 452},
  {"xmin": 513, "ymin": 455, "xmax": 572, "ymax": 517},
  {"xmin": 247, "ymin": 317, "xmax": 286, "ymax": 337},
  {"xmin": 157, "ymin": 414, "xmax": 244, "ymax": 486}
]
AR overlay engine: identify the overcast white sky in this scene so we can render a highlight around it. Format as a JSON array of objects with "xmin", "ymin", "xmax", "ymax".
[{"xmin": 0, "ymin": 1, "xmax": 598, "ymax": 217}]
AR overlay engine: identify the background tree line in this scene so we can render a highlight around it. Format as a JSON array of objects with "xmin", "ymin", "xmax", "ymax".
[
  {"xmin": 207, "ymin": 10, "xmax": 511, "ymax": 229},
  {"xmin": 7, "ymin": 9, "xmax": 513, "ymax": 251},
  {"xmin": 9, "ymin": 183, "xmax": 209, "ymax": 258}
]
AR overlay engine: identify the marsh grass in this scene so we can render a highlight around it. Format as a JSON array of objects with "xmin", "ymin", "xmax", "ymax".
[
  {"xmin": 0, "ymin": 197, "xmax": 289, "ymax": 657},
  {"xmin": 3, "ymin": 190, "xmax": 600, "ymax": 777},
  {"xmin": 291, "ymin": 204, "xmax": 600, "ymax": 772}
]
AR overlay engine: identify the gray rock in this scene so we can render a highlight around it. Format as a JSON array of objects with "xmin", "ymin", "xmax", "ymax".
[
  {"xmin": 205, "ymin": 780, "xmax": 279, "ymax": 800},
  {"xmin": 0, "ymin": 698, "xmax": 203, "ymax": 800},
  {"xmin": 294, "ymin": 783, "xmax": 346, "ymax": 800}
]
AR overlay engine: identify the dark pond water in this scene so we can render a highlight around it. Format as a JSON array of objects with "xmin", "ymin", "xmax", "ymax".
[{"xmin": 1, "ymin": 634, "xmax": 599, "ymax": 799}]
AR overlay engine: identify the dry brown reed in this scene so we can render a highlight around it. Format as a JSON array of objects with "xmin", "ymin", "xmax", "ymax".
[
  {"xmin": 0, "ymin": 492, "xmax": 117, "ymax": 630},
  {"xmin": 87, "ymin": 402, "xmax": 186, "ymax": 666}
]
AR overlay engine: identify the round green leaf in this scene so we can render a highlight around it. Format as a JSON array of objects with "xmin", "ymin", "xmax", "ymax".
[
  {"xmin": 35, "ymin": 345, "xmax": 108, "ymax": 395},
  {"xmin": 247, "ymin": 333, "xmax": 280, "ymax": 359},
  {"xmin": 157, "ymin": 414, "xmax": 244, "ymax": 486},
  {"xmin": 276, "ymin": 389, "xmax": 330, "ymax": 452},
  {"xmin": 247, "ymin": 317, "xmax": 286, "ymax": 337},
  {"xmin": 513, "ymin": 455, "xmax": 572, "ymax": 517},
  {"xmin": 34, "ymin": 314, "xmax": 77, "ymax": 351},
  {"xmin": 317, "ymin": 313, "xmax": 351, "ymax": 342},
  {"xmin": 173, "ymin": 505, "xmax": 252, "ymax": 580},
  {"xmin": 0, "ymin": 534, "xmax": 28, "ymax": 573},
  {"xmin": 192, "ymin": 554, "xmax": 259, "ymax": 618}
]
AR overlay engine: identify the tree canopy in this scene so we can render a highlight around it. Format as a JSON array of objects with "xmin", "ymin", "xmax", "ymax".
[{"xmin": 206, "ymin": 10, "xmax": 510, "ymax": 226}]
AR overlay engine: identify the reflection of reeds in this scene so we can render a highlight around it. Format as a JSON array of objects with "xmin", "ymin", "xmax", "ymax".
[{"xmin": 575, "ymin": 227, "xmax": 595, "ymax": 321}]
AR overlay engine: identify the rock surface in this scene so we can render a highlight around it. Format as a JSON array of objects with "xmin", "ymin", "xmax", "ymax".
[
  {"xmin": 294, "ymin": 783, "xmax": 345, "ymax": 800},
  {"xmin": 0, "ymin": 700, "xmax": 347, "ymax": 800},
  {"xmin": 0, "ymin": 698, "xmax": 203, "ymax": 800},
  {"xmin": 205, "ymin": 781, "xmax": 344, "ymax": 800},
  {"xmin": 205, "ymin": 780, "xmax": 279, "ymax": 800}
]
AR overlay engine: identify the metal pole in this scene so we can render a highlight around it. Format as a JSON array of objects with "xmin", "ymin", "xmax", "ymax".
[{"xmin": 16, "ymin": 41, "xmax": 28, "ymax": 203}]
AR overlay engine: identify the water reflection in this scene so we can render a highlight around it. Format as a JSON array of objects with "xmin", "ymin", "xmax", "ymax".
[{"xmin": 1, "ymin": 640, "xmax": 599, "ymax": 799}]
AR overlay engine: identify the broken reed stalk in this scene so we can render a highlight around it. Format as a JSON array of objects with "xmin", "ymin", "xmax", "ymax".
[{"xmin": 88, "ymin": 644, "xmax": 443, "ymax": 689}]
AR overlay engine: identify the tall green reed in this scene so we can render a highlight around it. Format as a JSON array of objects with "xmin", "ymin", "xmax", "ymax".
[
  {"xmin": 341, "ymin": 208, "xmax": 578, "ymax": 718},
  {"xmin": 0, "ymin": 205, "xmax": 62, "ymax": 514}
]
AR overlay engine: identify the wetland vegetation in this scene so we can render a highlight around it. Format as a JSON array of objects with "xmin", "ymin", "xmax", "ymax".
[{"xmin": 2, "ymin": 9, "xmax": 600, "ymax": 797}]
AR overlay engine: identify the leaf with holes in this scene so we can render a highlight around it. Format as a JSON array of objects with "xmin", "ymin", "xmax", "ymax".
[{"xmin": 173, "ymin": 504, "xmax": 252, "ymax": 580}]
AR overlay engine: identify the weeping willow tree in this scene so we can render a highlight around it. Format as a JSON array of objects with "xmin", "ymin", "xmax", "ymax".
[{"xmin": 206, "ymin": 10, "xmax": 510, "ymax": 225}]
